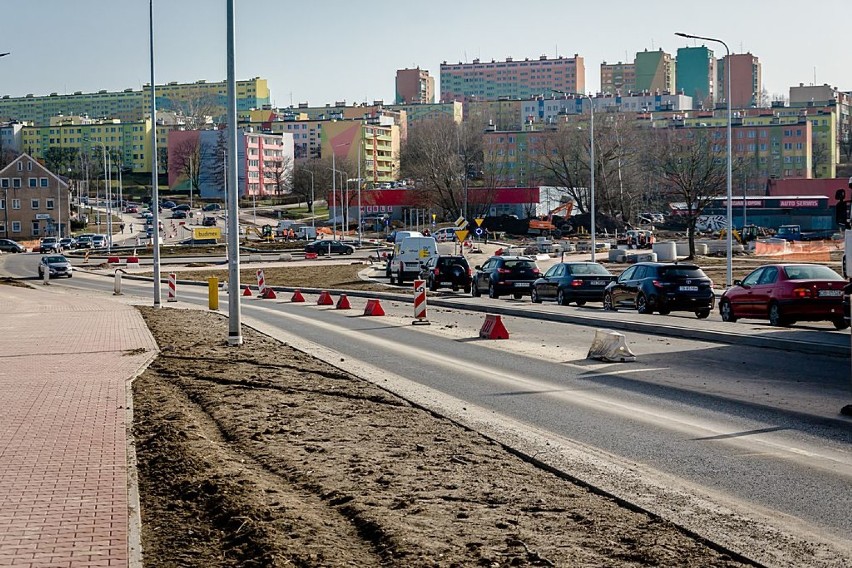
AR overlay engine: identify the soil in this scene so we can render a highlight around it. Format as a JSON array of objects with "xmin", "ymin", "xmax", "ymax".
[{"xmin": 133, "ymin": 307, "xmax": 752, "ymax": 567}]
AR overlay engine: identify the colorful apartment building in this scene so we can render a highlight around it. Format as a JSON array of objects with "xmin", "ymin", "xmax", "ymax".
[
  {"xmin": 634, "ymin": 49, "xmax": 675, "ymax": 93},
  {"xmin": 600, "ymin": 62, "xmax": 636, "ymax": 95},
  {"xmin": 717, "ymin": 53, "xmax": 761, "ymax": 108},
  {"xmin": 0, "ymin": 153, "xmax": 70, "ymax": 239},
  {"xmin": 519, "ymin": 93, "xmax": 693, "ymax": 129},
  {"xmin": 0, "ymin": 78, "xmax": 269, "ymax": 126},
  {"xmin": 676, "ymin": 46, "xmax": 716, "ymax": 109},
  {"xmin": 395, "ymin": 68, "xmax": 435, "ymax": 104},
  {"xmin": 167, "ymin": 129, "xmax": 294, "ymax": 199},
  {"xmin": 439, "ymin": 55, "xmax": 585, "ymax": 102}
]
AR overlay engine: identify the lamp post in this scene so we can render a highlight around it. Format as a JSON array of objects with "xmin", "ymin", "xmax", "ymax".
[
  {"xmin": 149, "ymin": 0, "xmax": 163, "ymax": 308},
  {"xmin": 330, "ymin": 141, "xmax": 350, "ymax": 237},
  {"xmin": 305, "ymin": 170, "xmax": 315, "ymax": 231},
  {"xmin": 676, "ymin": 31, "xmax": 733, "ymax": 288}
]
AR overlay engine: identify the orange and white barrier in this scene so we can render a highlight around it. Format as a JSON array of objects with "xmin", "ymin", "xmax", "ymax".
[
  {"xmin": 413, "ymin": 280, "xmax": 429, "ymax": 325},
  {"xmin": 479, "ymin": 314, "xmax": 509, "ymax": 339},
  {"xmin": 256, "ymin": 269, "xmax": 266, "ymax": 296},
  {"xmin": 167, "ymin": 272, "xmax": 177, "ymax": 302}
]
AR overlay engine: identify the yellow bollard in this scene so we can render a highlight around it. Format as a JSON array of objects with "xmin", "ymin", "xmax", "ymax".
[{"xmin": 208, "ymin": 277, "xmax": 219, "ymax": 310}]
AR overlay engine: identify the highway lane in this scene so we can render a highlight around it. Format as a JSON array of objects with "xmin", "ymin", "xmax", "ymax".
[{"xmin": 40, "ymin": 270, "xmax": 852, "ymax": 566}]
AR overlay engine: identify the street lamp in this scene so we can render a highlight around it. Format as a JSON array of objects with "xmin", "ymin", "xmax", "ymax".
[
  {"xmin": 330, "ymin": 141, "xmax": 350, "ymax": 237},
  {"xmin": 676, "ymin": 31, "xmax": 733, "ymax": 288},
  {"xmin": 305, "ymin": 170, "xmax": 315, "ymax": 231}
]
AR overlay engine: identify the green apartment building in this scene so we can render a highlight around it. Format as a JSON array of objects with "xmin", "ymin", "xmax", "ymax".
[
  {"xmin": 634, "ymin": 49, "xmax": 675, "ymax": 93},
  {"xmin": 676, "ymin": 46, "xmax": 715, "ymax": 109}
]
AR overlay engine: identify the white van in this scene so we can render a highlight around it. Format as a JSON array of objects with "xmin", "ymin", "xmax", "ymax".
[
  {"xmin": 432, "ymin": 227, "xmax": 457, "ymax": 242},
  {"xmin": 389, "ymin": 236, "xmax": 438, "ymax": 285}
]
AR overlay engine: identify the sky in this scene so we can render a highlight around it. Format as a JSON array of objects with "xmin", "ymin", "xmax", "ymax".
[{"xmin": 2, "ymin": 0, "xmax": 850, "ymax": 107}]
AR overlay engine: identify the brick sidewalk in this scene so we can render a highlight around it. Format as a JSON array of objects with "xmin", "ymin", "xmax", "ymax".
[{"xmin": 0, "ymin": 285, "xmax": 157, "ymax": 567}]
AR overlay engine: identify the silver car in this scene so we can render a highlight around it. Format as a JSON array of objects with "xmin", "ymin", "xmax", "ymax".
[{"xmin": 38, "ymin": 255, "xmax": 73, "ymax": 278}]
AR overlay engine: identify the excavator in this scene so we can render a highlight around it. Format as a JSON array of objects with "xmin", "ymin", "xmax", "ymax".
[
  {"xmin": 528, "ymin": 202, "xmax": 575, "ymax": 237},
  {"xmin": 244, "ymin": 224, "xmax": 276, "ymax": 242},
  {"xmin": 719, "ymin": 224, "xmax": 768, "ymax": 244}
]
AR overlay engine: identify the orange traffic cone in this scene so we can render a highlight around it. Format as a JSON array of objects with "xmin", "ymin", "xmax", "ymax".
[
  {"xmin": 291, "ymin": 289, "xmax": 306, "ymax": 302},
  {"xmin": 261, "ymin": 287, "xmax": 277, "ymax": 299},
  {"xmin": 336, "ymin": 294, "xmax": 352, "ymax": 309},
  {"xmin": 317, "ymin": 290, "xmax": 334, "ymax": 305},
  {"xmin": 242, "ymin": 286, "xmax": 252, "ymax": 296}
]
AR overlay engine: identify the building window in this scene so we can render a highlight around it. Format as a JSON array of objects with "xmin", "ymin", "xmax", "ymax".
[
  {"xmin": 11, "ymin": 221, "xmax": 21, "ymax": 233},
  {"xmin": 31, "ymin": 199, "xmax": 39, "ymax": 209},
  {"xmin": 0, "ymin": 198, "xmax": 4, "ymax": 209},
  {"xmin": 0, "ymin": 179, "xmax": 7, "ymax": 188},
  {"xmin": 28, "ymin": 178, "xmax": 37, "ymax": 188},
  {"xmin": 31, "ymin": 222, "xmax": 40, "ymax": 236},
  {"xmin": 40, "ymin": 178, "xmax": 48, "ymax": 187},
  {"xmin": 12, "ymin": 178, "xmax": 21, "ymax": 188},
  {"xmin": 12, "ymin": 199, "xmax": 20, "ymax": 209},
  {"xmin": 46, "ymin": 199, "xmax": 54, "ymax": 209},
  {"xmin": 16, "ymin": 162, "xmax": 22, "ymax": 171}
]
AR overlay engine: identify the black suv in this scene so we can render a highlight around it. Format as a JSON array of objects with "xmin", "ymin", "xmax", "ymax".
[
  {"xmin": 471, "ymin": 255, "xmax": 541, "ymax": 299},
  {"xmin": 603, "ymin": 262, "xmax": 714, "ymax": 318},
  {"xmin": 305, "ymin": 240, "xmax": 355, "ymax": 255},
  {"xmin": 420, "ymin": 255, "xmax": 471, "ymax": 293}
]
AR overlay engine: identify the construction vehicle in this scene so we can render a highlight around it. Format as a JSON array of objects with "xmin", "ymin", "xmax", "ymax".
[
  {"xmin": 528, "ymin": 201, "xmax": 575, "ymax": 237},
  {"xmin": 245, "ymin": 225, "xmax": 276, "ymax": 241}
]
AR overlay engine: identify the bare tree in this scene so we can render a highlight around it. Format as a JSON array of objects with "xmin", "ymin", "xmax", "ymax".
[
  {"xmin": 170, "ymin": 138, "xmax": 205, "ymax": 200},
  {"xmin": 644, "ymin": 129, "xmax": 729, "ymax": 257},
  {"xmin": 265, "ymin": 155, "xmax": 293, "ymax": 198},
  {"xmin": 811, "ymin": 142, "xmax": 830, "ymax": 178}
]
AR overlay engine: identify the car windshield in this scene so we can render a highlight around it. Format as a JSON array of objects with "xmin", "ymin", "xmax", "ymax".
[
  {"xmin": 438, "ymin": 257, "xmax": 467, "ymax": 268},
  {"xmin": 783, "ymin": 265, "xmax": 843, "ymax": 280},
  {"xmin": 566, "ymin": 263, "xmax": 610, "ymax": 276},
  {"xmin": 659, "ymin": 266, "xmax": 707, "ymax": 279},
  {"xmin": 45, "ymin": 256, "xmax": 66, "ymax": 263}
]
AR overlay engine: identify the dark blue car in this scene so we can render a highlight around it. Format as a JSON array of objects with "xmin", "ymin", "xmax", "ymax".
[{"xmin": 531, "ymin": 262, "xmax": 616, "ymax": 306}]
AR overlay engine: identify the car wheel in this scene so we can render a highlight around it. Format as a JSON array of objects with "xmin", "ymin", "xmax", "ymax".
[
  {"xmin": 513, "ymin": 293, "xmax": 522, "ymax": 300},
  {"xmin": 768, "ymin": 302, "xmax": 790, "ymax": 327},
  {"xmin": 471, "ymin": 282, "xmax": 481, "ymax": 297},
  {"xmin": 575, "ymin": 300, "xmax": 586, "ymax": 306},
  {"xmin": 389, "ymin": 271, "xmax": 396, "ymax": 285},
  {"xmin": 463, "ymin": 286, "xmax": 471, "ymax": 294},
  {"xmin": 636, "ymin": 293, "xmax": 652, "ymax": 314},
  {"xmin": 557, "ymin": 289, "xmax": 569, "ymax": 306},
  {"xmin": 657, "ymin": 308, "xmax": 671, "ymax": 316},
  {"xmin": 719, "ymin": 299, "xmax": 737, "ymax": 322},
  {"xmin": 67, "ymin": 273, "xmax": 72, "ymax": 278},
  {"xmin": 397, "ymin": 270, "xmax": 405, "ymax": 285},
  {"xmin": 531, "ymin": 288, "xmax": 542, "ymax": 303},
  {"xmin": 603, "ymin": 292, "xmax": 616, "ymax": 311},
  {"xmin": 346, "ymin": 248, "xmax": 354, "ymax": 255},
  {"xmin": 488, "ymin": 283, "xmax": 499, "ymax": 299},
  {"xmin": 695, "ymin": 309, "xmax": 710, "ymax": 319},
  {"xmin": 429, "ymin": 279, "xmax": 438, "ymax": 292},
  {"xmin": 833, "ymin": 318, "xmax": 849, "ymax": 330}
]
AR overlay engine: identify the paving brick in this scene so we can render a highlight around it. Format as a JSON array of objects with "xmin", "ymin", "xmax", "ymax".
[{"xmin": 0, "ymin": 286, "xmax": 157, "ymax": 568}]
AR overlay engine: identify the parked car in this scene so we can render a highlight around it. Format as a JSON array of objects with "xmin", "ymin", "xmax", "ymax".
[
  {"xmin": 202, "ymin": 216, "xmax": 217, "ymax": 227},
  {"xmin": 75, "ymin": 235, "xmax": 94, "ymax": 249},
  {"xmin": 719, "ymin": 263, "xmax": 848, "ymax": 329},
  {"xmin": 531, "ymin": 262, "xmax": 616, "ymax": 306},
  {"xmin": 171, "ymin": 210, "xmax": 188, "ymax": 219},
  {"xmin": 39, "ymin": 237, "xmax": 62, "ymax": 253},
  {"xmin": 161, "ymin": 200, "xmax": 176, "ymax": 209},
  {"xmin": 419, "ymin": 255, "xmax": 472, "ymax": 293},
  {"xmin": 202, "ymin": 203, "xmax": 222, "ymax": 212},
  {"xmin": 140, "ymin": 211, "xmax": 154, "ymax": 220},
  {"xmin": 124, "ymin": 205, "xmax": 139, "ymax": 214},
  {"xmin": 432, "ymin": 227, "xmax": 458, "ymax": 242},
  {"xmin": 471, "ymin": 255, "xmax": 541, "ymax": 299},
  {"xmin": 172, "ymin": 204, "xmax": 191, "ymax": 212},
  {"xmin": 59, "ymin": 237, "xmax": 77, "ymax": 250},
  {"xmin": 38, "ymin": 255, "xmax": 73, "ymax": 278},
  {"xmin": 0, "ymin": 238, "xmax": 26, "ymax": 253},
  {"xmin": 603, "ymin": 262, "xmax": 714, "ymax": 318},
  {"xmin": 91, "ymin": 234, "xmax": 107, "ymax": 249},
  {"xmin": 305, "ymin": 240, "xmax": 354, "ymax": 255}
]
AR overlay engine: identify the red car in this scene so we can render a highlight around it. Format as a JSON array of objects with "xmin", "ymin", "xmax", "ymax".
[{"xmin": 719, "ymin": 263, "xmax": 848, "ymax": 329}]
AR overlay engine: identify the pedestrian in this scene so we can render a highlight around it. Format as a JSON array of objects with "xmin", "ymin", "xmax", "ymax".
[
  {"xmin": 129, "ymin": 223, "xmax": 133, "ymax": 233},
  {"xmin": 120, "ymin": 223, "xmax": 125, "ymax": 234},
  {"xmin": 135, "ymin": 235, "xmax": 141, "ymax": 246}
]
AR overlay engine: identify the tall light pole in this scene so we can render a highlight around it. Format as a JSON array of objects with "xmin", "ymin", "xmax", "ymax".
[
  {"xmin": 677, "ymin": 31, "xmax": 733, "ymax": 287},
  {"xmin": 305, "ymin": 170, "xmax": 315, "ymax": 231},
  {"xmin": 226, "ymin": 0, "xmax": 242, "ymax": 345},
  {"xmin": 357, "ymin": 132, "xmax": 362, "ymax": 245},
  {"xmin": 329, "ymin": 141, "xmax": 350, "ymax": 237},
  {"xmin": 149, "ymin": 0, "xmax": 163, "ymax": 307}
]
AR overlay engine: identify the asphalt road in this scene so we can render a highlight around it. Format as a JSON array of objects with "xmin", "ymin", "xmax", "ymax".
[{"xmin": 15, "ymin": 264, "xmax": 850, "ymax": 566}]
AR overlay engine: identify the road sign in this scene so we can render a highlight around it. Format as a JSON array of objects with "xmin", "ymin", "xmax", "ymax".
[
  {"xmin": 455, "ymin": 229, "xmax": 469, "ymax": 242},
  {"xmin": 35, "ymin": 213, "xmax": 51, "ymax": 220},
  {"xmin": 474, "ymin": 227, "xmax": 483, "ymax": 236},
  {"xmin": 474, "ymin": 217, "xmax": 485, "ymax": 227},
  {"xmin": 455, "ymin": 216, "xmax": 468, "ymax": 231}
]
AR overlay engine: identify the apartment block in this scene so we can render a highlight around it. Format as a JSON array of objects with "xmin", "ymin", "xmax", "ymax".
[
  {"xmin": 440, "ymin": 54, "xmax": 585, "ymax": 102},
  {"xmin": 0, "ymin": 78, "xmax": 269, "ymax": 126},
  {"xmin": 717, "ymin": 53, "xmax": 761, "ymax": 108},
  {"xmin": 395, "ymin": 68, "xmax": 435, "ymax": 104},
  {"xmin": 634, "ymin": 49, "xmax": 675, "ymax": 93},
  {"xmin": 600, "ymin": 62, "xmax": 636, "ymax": 95},
  {"xmin": 676, "ymin": 46, "xmax": 716, "ymax": 109}
]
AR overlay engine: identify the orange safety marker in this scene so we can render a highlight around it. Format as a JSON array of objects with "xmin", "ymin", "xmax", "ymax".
[
  {"xmin": 261, "ymin": 287, "xmax": 277, "ymax": 299},
  {"xmin": 317, "ymin": 290, "xmax": 334, "ymax": 305},
  {"xmin": 305, "ymin": 252, "xmax": 318, "ymax": 260},
  {"xmin": 291, "ymin": 289, "xmax": 306, "ymax": 302},
  {"xmin": 336, "ymin": 294, "xmax": 352, "ymax": 310},
  {"xmin": 256, "ymin": 269, "xmax": 267, "ymax": 297},
  {"xmin": 412, "ymin": 280, "xmax": 430, "ymax": 325},
  {"xmin": 363, "ymin": 299, "xmax": 385, "ymax": 316},
  {"xmin": 107, "ymin": 256, "xmax": 120, "ymax": 264},
  {"xmin": 242, "ymin": 286, "xmax": 253, "ymax": 296},
  {"xmin": 479, "ymin": 314, "xmax": 509, "ymax": 339}
]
